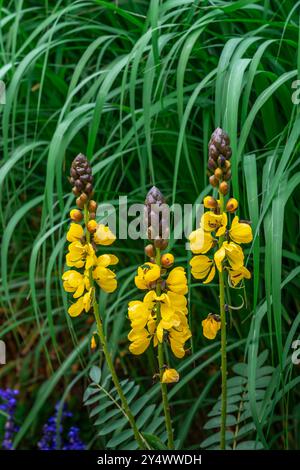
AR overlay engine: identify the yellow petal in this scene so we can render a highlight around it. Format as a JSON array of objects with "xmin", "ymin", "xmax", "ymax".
[
  {"xmin": 93, "ymin": 224, "xmax": 116, "ymax": 246},
  {"xmin": 203, "ymin": 264, "xmax": 216, "ymax": 284},
  {"xmin": 166, "ymin": 267, "xmax": 188, "ymax": 295},
  {"xmin": 189, "ymin": 228, "xmax": 214, "ymax": 254},
  {"xmin": 66, "ymin": 223, "xmax": 84, "ymax": 242},
  {"xmin": 202, "ymin": 315, "xmax": 221, "ymax": 340},
  {"xmin": 68, "ymin": 297, "xmax": 84, "ymax": 317},
  {"xmin": 229, "ymin": 216, "xmax": 253, "ymax": 244},
  {"xmin": 214, "ymin": 245, "xmax": 225, "ymax": 272},
  {"xmin": 161, "ymin": 368, "xmax": 179, "ymax": 384}
]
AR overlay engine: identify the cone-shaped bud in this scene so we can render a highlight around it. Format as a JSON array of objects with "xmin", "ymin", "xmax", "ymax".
[
  {"xmin": 144, "ymin": 186, "xmax": 169, "ymax": 248},
  {"xmin": 70, "ymin": 154, "xmax": 93, "ymax": 200}
]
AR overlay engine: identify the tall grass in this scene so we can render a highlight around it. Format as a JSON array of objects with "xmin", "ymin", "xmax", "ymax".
[{"xmin": 0, "ymin": 0, "xmax": 300, "ymax": 449}]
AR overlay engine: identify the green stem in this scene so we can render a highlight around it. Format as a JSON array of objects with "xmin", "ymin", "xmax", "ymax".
[
  {"xmin": 218, "ymin": 192, "xmax": 227, "ymax": 450},
  {"xmin": 155, "ymin": 247, "xmax": 174, "ymax": 450},
  {"xmin": 83, "ymin": 205, "xmax": 145, "ymax": 450},
  {"xmin": 92, "ymin": 299, "xmax": 145, "ymax": 450}
]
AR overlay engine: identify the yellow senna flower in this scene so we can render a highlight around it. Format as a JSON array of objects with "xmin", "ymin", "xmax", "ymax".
[
  {"xmin": 228, "ymin": 265, "xmax": 251, "ymax": 287},
  {"xmin": 93, "ymin": 224, "xmax": 116, "ymax": 246},
  {"xmin": 161, "ymin": 368, "xmax": 179, "ymax": 384},
  {"xmin": 229, "ymin": 216, "xmax": 253, "ymax": 244},
  {"xmin": 68, "ymin": 288, "xmax": 93, "ymax": 317},
  {"xmin": 62, "ymin": 269, "xmax": 90, "ymax": 298},
  {"xmin": 166, "ymin": 267, "xmax": 188, "ymax": 295},
  {"xmin": 214, "ymin": 241, "xmax": 244, "ymax": 272},
  {"xmin": 169, "ymin": 325, "xmax": 191, "ymax": 358},
  {"xmin": 188, "ymin": 228, "xmax": 214, "ymax": 254},
  {"xmin": 134, "ymin": 262, "xmax": 160, "ymax": 290},
  {"xmin": 93, "ymin": 265, "xmax": 117, "ymax": 293},
  {"xmin": 189, "ymin": 255, "xmax": 216, "ymax": 284},
  {"xmin": 202, "ymin": 314, "xmax": 221, "ymax": 340},
  {"xmin": 128, "ymin": 300, "xmax": 151, "ymax": 330},
  {"xmin": 128, "ymin": 328, "xmax": 152, "ymax": 355},
  {"xmin": 66, "ymin": 223, "xmax": 84, "ymax": 243},
  {"xmin": 143, "ymin": 291, "xmax": 180, "ymax": 342},
  {"xmin": 166, "ymin": 291, "xmax": 188, "ymax": 315},
  {"xmin": 201, "ymin": 211, "xmax": 227, "ymax": 237},
  {"xmin": 66, "ymin": 242, "xmax": 97, "ymax": 269}
]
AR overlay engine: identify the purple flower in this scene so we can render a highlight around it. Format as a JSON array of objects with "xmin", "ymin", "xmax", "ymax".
[
  {"xmin": 38, "ymin": 402, "xmax": 85, "ymax": 450},
  {"xmin": 0, "ymin": 388, "xmax": 19, "ymax": 450}
]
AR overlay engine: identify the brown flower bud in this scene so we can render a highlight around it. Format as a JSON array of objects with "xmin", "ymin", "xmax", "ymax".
[
  {"xmin": 76, "ymin": 197, "xmax": 85, "ymax": 209},
  {"xmin": 209, "ymin": 175, "xmax": 218, "ymax": 187},
  {"xmin": 79, "ymin": 193, "xmax": 88, "ymax": 204},
  {"xmin": 89, "ymin": 212, "xmax": 96, "ymax": 219},
  {"xmin": 224, "ymin": 170, "xmax": 232, "ymax": 181},
  {"xmin": 88, "ymin": 200, "xmax": 97, "ymax": 213},
  {"xmin": 154, "ymin": 239, "xmax": 168, "ymax": 250},
  {"xmin": 226, "ymin": 198, "xmax": 238, "ymax": 213},
  {"xmin": 208, "ymin": 158, "xmax": 217, "ymax": 171},
  {"xmin": 145, "ymin": 244, "xmax": 155, "ymax": 258},
  {"xmin": 203, "ymin": 196, "xmax": 218, "ymax": 209},
  {"xmin": 214, "ymin": 168, "xmax": 223, "ymax": 180},
  {"xmin": 70, "ymin": 209, "xmax": 83, "ymax": 222},
  {"xmin": 161, "ymin": 253, "xmax": 174, "ymax": 268},
  {"xmin": 219, "ymin": 181, "xmax": 228, "ymax": 195},
  {"xmin": 87, "ymin": 220, "xmax": 98, "ymax": 233}
]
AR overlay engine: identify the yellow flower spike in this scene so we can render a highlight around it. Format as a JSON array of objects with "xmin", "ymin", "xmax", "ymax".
[
  {"xmin": 229, "ymin": 216, "xmax": 253, "ymax": 244},
  {"xmin": 201, "ymin": 211, "xmax": 227, "ymax": 236},
  {"xmin": 228, "ymin": 265, "xmax": 251, "ymax": 287},
  {"xmin": 66, "ymin": 223, "xmax": 84, "ymax": 242},
  {"xmin": 93, "ymin": 224, "xmax": 116, "ymax": 245},
  {"xmin": 161, "ymin": 368, "xmax": 179, "ymax": 384},
  {"xmin": 134, "ymin": 262, "xmax": 160, "ymax": 290},
  {"xmin": 91, "ymin": 335, "xmax": 97, "ymax": 349},
  {"xmin": 188, "ymin": 228, "xmax": 214, "ymax": 254},
  {"xmin": 189, "ymin": 255, "xmax": 216, "ymax": 284},
  {"xmin": 62, "ymin": 270, "xmax": 85, "ymax": 298},
  {"xmin": 202, "ymin": 314, "xmax": 221, "ymax": 340},
  {"xmin": 70, "ymin": 209, "xmax": 83, "ymax": 222},
  {"xmin": 166, "ymin": 267, "xmax": 188, "ymax": 295}
]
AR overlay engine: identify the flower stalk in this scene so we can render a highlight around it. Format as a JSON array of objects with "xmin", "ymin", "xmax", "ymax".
[
  {"xmin": 218, "ymin": 192, "xmax": 227, "ymax": 450},
  {"xmin": 155, "ymin": 247, "xmax": 174, "ymax": 450},
  {"xmin": 188, "ymin": 128, "xmax": 253, "ymax": 451},
  {"xmin": 63, "ymin": 154, "xmax": 145, "ymax": 450}
]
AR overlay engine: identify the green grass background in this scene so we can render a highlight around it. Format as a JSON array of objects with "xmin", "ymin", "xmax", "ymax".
[{"xmin": 0, "ymin": 0, "xmax": 300, "ymax": 449}]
